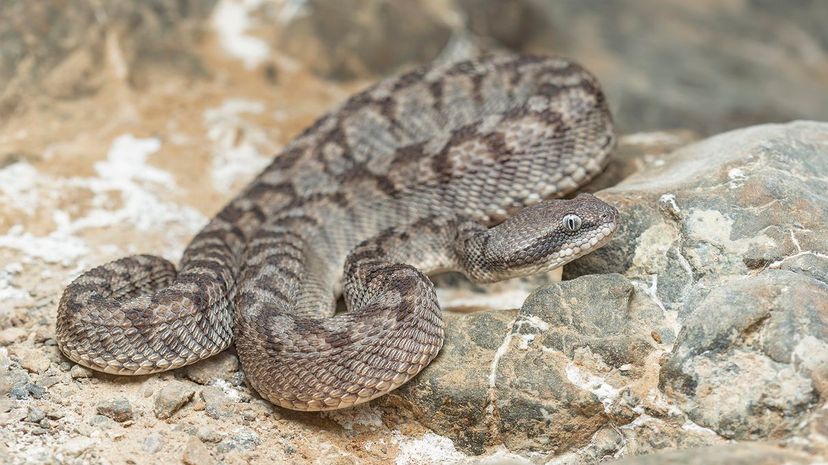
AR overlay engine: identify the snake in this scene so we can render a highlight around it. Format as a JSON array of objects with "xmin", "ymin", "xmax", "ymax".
[{"xmin": 56, "ymin": 54, "xmax": 618, "ymax": 411}]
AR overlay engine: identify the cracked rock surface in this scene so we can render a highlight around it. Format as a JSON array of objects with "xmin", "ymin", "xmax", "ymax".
[{"xmin": 389, "ymin": 122, "xmax": 828, "ymax": 461}]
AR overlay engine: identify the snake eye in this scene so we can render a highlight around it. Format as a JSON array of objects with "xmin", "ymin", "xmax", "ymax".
[{"xmin": 563, "ymin": 214, "xmax": 582, "ymax": 232}]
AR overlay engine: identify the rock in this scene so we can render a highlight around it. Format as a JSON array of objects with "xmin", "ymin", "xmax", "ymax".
[
  {"xmin": 660, "ymin": 270, "xmax": 823, "ymax": 439},
  {"xmin": 69, "ymin": 364, "xmax": 93, "ymax": 379},
  {"xmin": 153, "ymin": 380, "xmax": 195, "ymax": 419},
  {"xmin": 59, "ymin": 437, "xmax": 96, "ymax": 459},
  {"xmin": 26, "ymin": 383, "xmax": 46, "ymax": 399},
  {"xmin": 216, "ymin": 427, "xmax": 260, "ymax": 453},
  {"xmin": 570, "ymin": 122, "xmax": 828, "ymax": 444},
  {"xmin": 196, "ymin": 426, "xmax": 223, "ymax": 444},
  {"xmin": 0, "ymin": 0, "xmax": 217, "ymax": 117},
  {"xmin": 274, "ymin": 0, "xmax": 452, "ymax": 79},
  {"xmin": 26, "ymin": 406, "xmax": 46, "ymax": 423},
  {"xmin": 142, "ymin": 432, "xmax": 164, "ymax": 454},
  {"xmin": 182, "ymin": 436, "xmax": 215, "ymax": 465},
  {"xmin": 606, "ymin": 442, "xmax": 816, "ymax": 465},
  {"xmin": 200, "ymin": 386, "xmax": 233, "ymax": 419},
  {"xmin": 0, "ymin": 368, "xmax": 30, "ymax": 396},
  {"xmin": 88, "ymin": 414, "xmax": 117, "ymax": 429},
  {"xmin": 9, "ymin": 346, "xmax": 51, "ymax": 373},
  {"xmin": 389, "ymin": 274, "xmax": 669, "ymax": 454},
  {"xmin": 96, "ymin": 398, "xmax": 134, "ymax": 423},
  {"xmin": 0, "ymin": 326, "xmax": 27, "ymax": 345},
  {"xmin": 9, "ymin": 384, "xmax": 29, "ymax": 400},
  {"xmin": 184, "ymin": 351, "xmax": 239, "ymax": 385},
  {"xmin": 453, "ymin": 2, "xmax": 828, "ymax": 135}
]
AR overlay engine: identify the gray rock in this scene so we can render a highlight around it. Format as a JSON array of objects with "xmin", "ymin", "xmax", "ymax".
[
  {"xmin": 389, "ymin": 274, "xmax": 670, "ymax": 454},
  {"xmin": 9, "ymin": 384, "xmax": 29, "ymax": 400},
  {"xmin": 454, "ymin": 2, "xmax": 828, "ymax": 135},
  {"xmin": 26, "ymin": 383, "xmax": 46, "ymax": 399},
  {"xmin": 26, "ymin": 406, "xmax": 45, "ymax": 423},
  {"xmin": 661, "ymin": 270, "xmax": 824, "ymax": 439},
  {"xmin": 0, "ymin": 368, "xmax": 30, "ymax": 397},
  {"xmin": 88, "ymin": 414, "xmax": 117, "ymax": 429},
  {"xmin": 274, "ymin": 0, "xmax": 452, "ymax": 79},
  {"xmin": 216, "ymin": 427, "xmax": 260, "ymax": 453},
  {"xmin": 96, "ymin": 398, "xmax": 133, "ymax": 423},
  {"xmin": 196, "ymin": 426, "xmax": 223, "ymax": 444},
  {"xmin": 153, "ymin": 380, "xmax": 195, "ymax": 419},
  {"xmin": 183, "ymin": 351, "xmax": 239, "ymax": 385},
  {"xmin": 142, "ymin": 432, "xmax": 164, "ymax": 454}
]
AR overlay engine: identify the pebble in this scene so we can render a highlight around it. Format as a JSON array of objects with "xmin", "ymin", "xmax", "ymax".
[
  {"xmin": 0, "ymin": 369, "xmax": 31, "ymax": 396},
  {"xmin": 96, "ymin": 398, "xmax": 133, "ymax": 423},
  {"xmin": 88, "ymin": 414, "xmax": 117, "ymax": 429},
  {"xmin": 154, "ymin": 380, "xmax": 195, "ymax": 419},
  {"xmin": 38, "ymin": 375, "xmax": 61, "ymax": 388},
  {"xmin": 182, "ymin": 436, "xmax": 216, "ymax": 465},
  {"xmin": 142, "ymin": 432, "xmax": 164, "ymax": 453},
  {"xmin": 196, "ymin": 426, "xmax": 223, "ymax": 443},
  {"xmin": 217, "ymin": 427, "xmax": 261, "ymax": 453},
  {"xmin": 11, "ymin": 346, "xmax": 51, "ymax": 373},
  {"xmin": 27, "ymin": 406, "xmax": 46, "ymax": 423},
  {"xmin": 184, "ymin": 352, "xmax": 240, "ymax": 385},
  {"xmin": 201, "ymin": 386, "xmax": 232, "ymax": 419},
  {"xmin": 69, "ymin": 365, "xmax": 93, "ymax": 379},
  {"xmin": 27, "ymin": 383, "xmax": 46, "ymax": 399},
  {"xmin": 60, "ymin": 437, "xmax": 95, "ymax": 458},
  {"xmin": 0, "ymin": 327, "xmax": 27, "ymax": 346},
  {"xmin": 10, "ymin": 385, "xmax": 30, "ymax": 400}
]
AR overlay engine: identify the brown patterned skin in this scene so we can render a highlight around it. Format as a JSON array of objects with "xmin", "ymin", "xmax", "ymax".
[{"xmin": 56, "ymin": 54, "xmax": 618, "ymax": 411}]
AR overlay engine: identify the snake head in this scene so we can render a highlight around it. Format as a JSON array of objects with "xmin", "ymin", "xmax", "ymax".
[{"xmin": 464, "ymin": 193, "xmax": 619, "ymax": 282}]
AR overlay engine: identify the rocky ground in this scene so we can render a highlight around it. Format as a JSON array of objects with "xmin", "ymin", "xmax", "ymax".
[{"xmin": 1, "ymin": 1, "xmax": 827, "ymax": 464}]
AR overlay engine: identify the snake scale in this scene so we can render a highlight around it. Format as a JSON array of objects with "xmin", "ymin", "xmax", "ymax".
[{"xmin": 56, "ymin": 54, "xmax": 618, "ymax": 411}]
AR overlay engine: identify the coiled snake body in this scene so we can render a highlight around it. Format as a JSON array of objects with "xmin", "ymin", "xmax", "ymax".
[{"xmin": 57, "ymin": 54, "xmax": 618, "ymax": 411}]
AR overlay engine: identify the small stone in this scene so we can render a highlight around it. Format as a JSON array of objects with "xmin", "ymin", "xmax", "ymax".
[
  {"xmin": 27, "ymin": 383, "xmax": 46, "ymax": 399},
  {"xmin": 200, "ymin": 386, "xmax": 232, "ymax": 419},
  {"xmin": 60, "ymin": 437, "xmax": 95, "ymax": 458},
  {"xmin": 88, "ymin": 414, "xmax": 117, "ymax": 429},
  {"xmin": 96, "ymin": 398, "xmax": 133, "ymax": 423},
  {"xmin": 184, "ymin": 352, "xmax": 239, "ymax": 385},
  {"xmin": 38, "ymin": 375, "xmax": 60, "ymax": 388},
  {"xmin": 10, "ymin": 346, "xmax": 50, "ymax": 373},
  {"xmin": 70, "ymin": 365, "xmax": 93, "ymax": 379},
  {"xmin": 217, "ymin": 427, "xmax": 260, "ymax": 453},
  {"xmin": 154, "ymin": 380, "xmax": 195, "ymax": 419},
  {"xmin": 26, "ymin": 406, "xmax": 46, "ymax": 423},
  {"xmin": 0, "ymin": 327, "xmax": 27, "ymax": 346},
  {"xmin": 196, "ymin": 426, "xmax": 223, "ymax": 443},
  {"xmin": 46, "ymin": 409, "xmax": 64, "ymax": 420},
  {"xmin": 0, "ymin": 369, "xmax": 31, "ymax": 396},
  {"xmin": 142, "ymin": 432, "xmax": 164, "ymax": 453},
  {"xmin": 182, "ymin": 436, "xmax": 216, "ymax": 465},
  {"xmin": 10, "ymin": 384, "xmax": 29, "ymax": 400}
]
